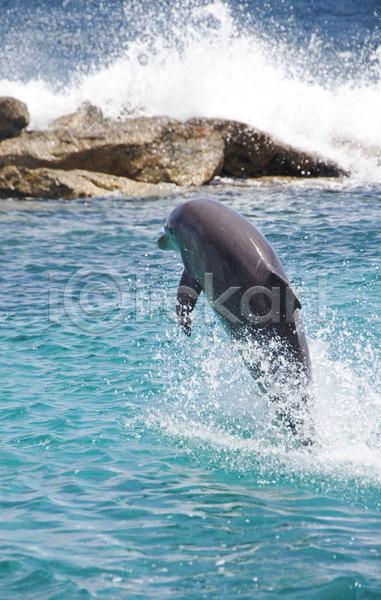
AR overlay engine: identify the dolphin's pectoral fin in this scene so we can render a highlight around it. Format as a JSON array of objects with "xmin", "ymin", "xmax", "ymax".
[
  {"xmin": 176, "ymin": 269, "xmax": 202, "ymax": 336},
  {"xmin": 269, "ymin": 272, "xmax": 301, "ymax": 321}
]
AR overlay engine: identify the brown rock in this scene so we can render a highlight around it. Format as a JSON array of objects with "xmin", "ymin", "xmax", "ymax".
[
  {"xmin": 49, "ymin": 102, "xmax": 110, "ymax": 131},
  {"xmin": 118, "ymin": 122, "xmax": 224, "ymax": 185},
  {"xmin": 0, "ymin": 165, "xmax": 177, "ymax": 199},
  {"xmin": 187, "ymin": 118, "xmax": 347, "ymax": 178},
  {"xmin": 0, "ymin": 113, "xmax": 224, "ymax": 186},
  {"xmin": 0, "ymin": 97, "xmax": 30, "ymax": 140}
]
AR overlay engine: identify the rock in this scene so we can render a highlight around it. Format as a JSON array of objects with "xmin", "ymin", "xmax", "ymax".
[
  {"xmin": 49, "ymin": 102, "xmax": 110, "ymax": 131},
  {"xmin": 0, "ymin": 165, "xmax": 177, "ymax": 199},
  {"xmin": 0, "ymin": 97, "xmax": 30, "ymax": 140},
  {"xmin": 187, "ymin": 118, "xmax": 347, "ymax": 178},
  {"xmin": 118, "ymin": 121, "xmax": 224, "ymax": 185},
  {"xmin": 0, "ymin": 105, "xmax": 348, "ymax": 200},
  {"xmin": 0, "ymin": 113, "xmax": 224, "ymax": 186}
]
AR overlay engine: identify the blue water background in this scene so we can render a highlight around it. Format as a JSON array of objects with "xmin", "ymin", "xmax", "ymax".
[
  {"xmin": 0, "ymin": 0, "xmax": 381, "ymax": 598},
  {"xmin": 1, "ymin": 185, "xmax": 380, "ymax": 599}
]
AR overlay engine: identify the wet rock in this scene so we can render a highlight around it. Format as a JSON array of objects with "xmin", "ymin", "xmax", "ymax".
[
  {"xmin": 0, "ymin": 104, "xmax": 348, "ymax": 200},
  {"xmin": 0, "ymin": 112, "xmax": 224, "ymax": 187},
  {"xmin": 0, "ymin": 97, "xmax": 30, "ymax": 140},
  {"xmin": 49, "ymin": 101, "xmax": 110, "ymax": 131},
  {"xmin": 188, "ymin": 118, "xmax": 348, "ymax": 178},
  {"xmin": 0, "ymin": 165, "xmax": 177, "ymax": 199}
]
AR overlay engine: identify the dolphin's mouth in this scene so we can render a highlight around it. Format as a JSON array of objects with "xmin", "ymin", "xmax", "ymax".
[
  {"xmin": 157, "ymin": 232, "xmax": 168, "ymax": 249},
  {"xmin": 157, "ymin": 231, "xmax": 176, "ymax": 251}
]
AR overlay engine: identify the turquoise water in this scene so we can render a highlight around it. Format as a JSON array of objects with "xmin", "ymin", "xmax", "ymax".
[
  {"xmin": 1, "ymin": 1, "xmax": 381, "ymax": 596},
  {"xmin": 0, "ymin": 183, "xmax": 380, "ymax": 599}
]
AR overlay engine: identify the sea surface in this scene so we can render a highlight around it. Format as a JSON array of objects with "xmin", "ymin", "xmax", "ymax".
[{"xmin": 0, "ymin": 1, "xmax": 380, "ymax": 599}]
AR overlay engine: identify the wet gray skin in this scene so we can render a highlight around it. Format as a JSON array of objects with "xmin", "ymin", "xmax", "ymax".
[{"xmin": 158, "ymin": 198, "xmax": 314, "ymax": 444}]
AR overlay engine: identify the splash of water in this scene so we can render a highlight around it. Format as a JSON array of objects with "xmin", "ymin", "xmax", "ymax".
[
  {"xmin": 1, "ymin": 0, "xmax": 381, "ymax": 183},
  {"xmin": 140, "ymin": 311, "xmax": 381, "ymax": 507}
]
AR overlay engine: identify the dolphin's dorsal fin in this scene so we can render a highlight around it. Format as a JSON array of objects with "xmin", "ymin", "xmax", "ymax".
[
  {"xmin": 176, "ymin": 269, "xmax": 202, "ymax": 336},
  {"xmin": 269, "ymin": 272, "xmax": 301, "ymax": 321}
]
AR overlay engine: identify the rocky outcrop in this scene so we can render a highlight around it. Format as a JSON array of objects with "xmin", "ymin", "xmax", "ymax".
[
  {"xmin": 0, "ymin": 111, "xmax": 224, "ymax": 186},
  {"xmin": 49, "ymin": 102, "xmax": 109, "ymax": 131},
  {"xmin": 0, "ymin": 100, "xmax": 348, "ymax": 200},
  {"xmin": 0, "ymin": 165, "xmax": 176, "ymax": 199},
  {"xmin": 187, "ymin": 118, "xmax": 347, "ymax": 178},
  {"xmin": 0, "ymin": 97, "xmax": 30, "ymax": 140}
]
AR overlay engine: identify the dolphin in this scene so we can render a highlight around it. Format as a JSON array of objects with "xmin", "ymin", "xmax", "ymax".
[{"xmin": 157, "ymin": 198, "xmax": 313, "ymax": 442}]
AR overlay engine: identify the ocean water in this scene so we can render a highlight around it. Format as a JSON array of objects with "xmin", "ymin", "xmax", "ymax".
[{"xmin": 0, "ymin": 1, "xmax": 380, "ymax": 599}]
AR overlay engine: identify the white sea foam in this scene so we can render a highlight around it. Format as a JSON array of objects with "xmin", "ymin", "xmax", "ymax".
[
  {"xmin": 1, "ymin": 0, "xmax": 381, "ymax": 183},
  {"xmin": 141, "ymin": 320, "xmax": 381, "ymax": 504}
]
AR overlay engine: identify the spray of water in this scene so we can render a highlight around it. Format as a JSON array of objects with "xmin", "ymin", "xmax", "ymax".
[
  {"xmin": 1, "ymin": 0, "xmax": 381, "ymax": 183},
  {"xmin": 139, "ymin": 302, "xmax": 380, "ymax": 508}
]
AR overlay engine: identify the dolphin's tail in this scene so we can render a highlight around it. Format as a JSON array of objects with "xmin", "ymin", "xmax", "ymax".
[
  {"xmin": 234, "ymin": 326, "xmax": 315, "ymax": 445},
  {"xmin": 274, "ymin": 391, "xmax": 315, "ymax": 446}
]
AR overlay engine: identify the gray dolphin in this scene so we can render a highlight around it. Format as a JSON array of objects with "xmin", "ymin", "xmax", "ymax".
[{"xmin": 157, "ymin": 198, "xmax": 313, "ymax": 442}]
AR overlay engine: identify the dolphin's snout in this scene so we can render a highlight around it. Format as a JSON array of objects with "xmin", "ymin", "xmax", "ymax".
[
  {"xmin": 157, "ymin": 231, "xmax": 177, "ymax": 251},
  {"xmin": 157, "ymin": 232, "xmax": 168, "ymax": 249}
]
